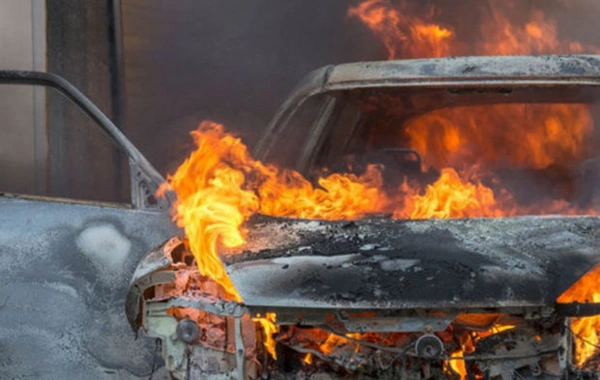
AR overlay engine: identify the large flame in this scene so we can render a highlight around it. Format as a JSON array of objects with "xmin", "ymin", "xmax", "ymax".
[
  {"xmin": 402, "ymin": 104, "xmax": 594, "ymax": 172},
  {"xmin": 163, "ymin": 122, "xmax": 595, "ymax": 301},
  {"xmin": 161, "ymin": 122, "xmax": 391, "ymax": 300},
  {"xmin": 158, "ymin": 124, "xmax": 259, "ymax": 301}
]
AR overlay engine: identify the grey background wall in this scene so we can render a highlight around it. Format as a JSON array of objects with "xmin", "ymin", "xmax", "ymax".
[{"xmin": 121, "ymin": 0, "xmax": 382, "ymax": 178}]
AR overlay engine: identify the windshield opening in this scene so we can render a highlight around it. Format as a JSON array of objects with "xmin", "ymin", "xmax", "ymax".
[{"xmin": 299, "ymin": 85, "xmax": 600, "ymax": 218}]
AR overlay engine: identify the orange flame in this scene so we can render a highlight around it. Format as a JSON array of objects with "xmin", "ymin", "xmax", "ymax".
[
  {"xmin": 161, "ymin": 122, "xmax": 391, "ymax": 300},
  {"xmin": 257, "ymin": 164, "xmax": 386, "ymax": 220},
  {"xmin": 158, "ymin": 123, "xmax": 259, "ymax": 301},
  {"xmin": 402, "ymin": 104, "xmax": 594, "ymax": 173},
  {"xmin": 557, "ymin": 265, "xmax": 600, "ymax": 366},
  {"xmin": 348, "ymin": 0, "xmax": 600, "ymax": 59},
  {"xmin": 478, "ymin": 9, "xmax": 600, "ymax": 56},
  {"xmin": 347, "ymin": 0, "xmax": 453, "ymax": 59},
  {"xmin": 398, "ymin": 168, "xmax": 503, "ymax": 220},
  {"xmin": 253, "ymin": 313, "xmax": 279, "ymax": 359},
  {"xmin": 446, "ymin": 350, "xmax": 467, "ymax": 380}
]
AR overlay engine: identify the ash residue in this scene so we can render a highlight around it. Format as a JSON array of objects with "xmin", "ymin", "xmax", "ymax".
[{"xmin": 223, "ymin": 215, "xmax": 600, "ymax": 309}]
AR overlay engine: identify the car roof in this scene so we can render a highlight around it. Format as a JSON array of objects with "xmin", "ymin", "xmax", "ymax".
[
  {"xmin": 314, "ymin": 55, "xmax": 600, "ymax": 94},
  {"xmin": 253, "ymin": 55, "xmax": 600, "ymax": 158}
]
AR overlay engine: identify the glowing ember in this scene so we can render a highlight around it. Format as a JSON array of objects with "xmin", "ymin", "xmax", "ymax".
[
  {"xmin": 318, "ymin": 333, "xmax": 364, "ymax": 355},
  {"xmin": 303, "ymin": 353, "xmax": 313, "ymax": 365},
  {"xmin": 446, "ymin": 350, "xmax": 467, "ymax": 380},
  {"xmin": 490, "ymin": 324, "xmax": 516, "ymax": 334}
]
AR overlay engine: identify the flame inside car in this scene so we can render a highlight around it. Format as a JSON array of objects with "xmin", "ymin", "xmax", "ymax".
[{"xmin": 148, "ymin": 0, "xmax": 600, "ymax": 378}]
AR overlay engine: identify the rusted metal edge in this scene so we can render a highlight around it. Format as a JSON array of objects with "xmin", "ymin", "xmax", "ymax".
[{"xmin": 147, "ymin": 296, "xmax": 249, "ymax": 319}]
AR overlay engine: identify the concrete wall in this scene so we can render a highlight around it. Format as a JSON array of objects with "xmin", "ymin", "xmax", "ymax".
[
  {"xmin": 0, "ymin": 0, "xmax": 125, "ymax": 203},
  {"xmin": 0, "ymin": 0, "xmax": 46, "ymax": 195},
  {"xmin": 47, "ymin": 0, "xmax": 127, "ymax": 203}
]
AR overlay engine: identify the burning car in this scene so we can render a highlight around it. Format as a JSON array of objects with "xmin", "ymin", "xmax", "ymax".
[{"xmin": 126, "ymin": 55, "xmax": 600, "ymax": 379}]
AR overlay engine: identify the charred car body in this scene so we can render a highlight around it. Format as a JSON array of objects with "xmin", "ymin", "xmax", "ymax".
[{"xmin": 127, "ymin": 55, "xmax": 600, "ymax": 379}]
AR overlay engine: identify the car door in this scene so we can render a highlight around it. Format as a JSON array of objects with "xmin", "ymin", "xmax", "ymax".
[{"xmin": 0, "ymin": 71, "xmax": 179, "ymax": 379}]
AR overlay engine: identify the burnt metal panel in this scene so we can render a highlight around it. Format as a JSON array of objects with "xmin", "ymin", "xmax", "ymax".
[
  {"xmin": 0, "ymin": 196, "xmax": 179, "ymax": 379},
  {"xmin": 223, "ymin": 215, "xmax": 600, "ymax": 311},
  {"xmin": 324, "ymin": 55, "xmax": 600, "ymax": 89},
  {"xmin": 555, "ymin": 302, "xmax": 600, "ymax": 317}
]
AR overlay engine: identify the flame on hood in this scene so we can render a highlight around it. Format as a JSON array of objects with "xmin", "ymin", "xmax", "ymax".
[{"xmin": 159, "ymin": 122, "xmax": 390, "ymax": 300}]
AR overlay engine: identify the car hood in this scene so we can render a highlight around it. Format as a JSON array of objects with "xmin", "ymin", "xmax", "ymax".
[
  {"xmin": 128, "ymin": 215, "xmax": 600, "ymax": 330},
  {"xmin": 221, "ymin": 215, "xmax": 600, "ymax": 311}
]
